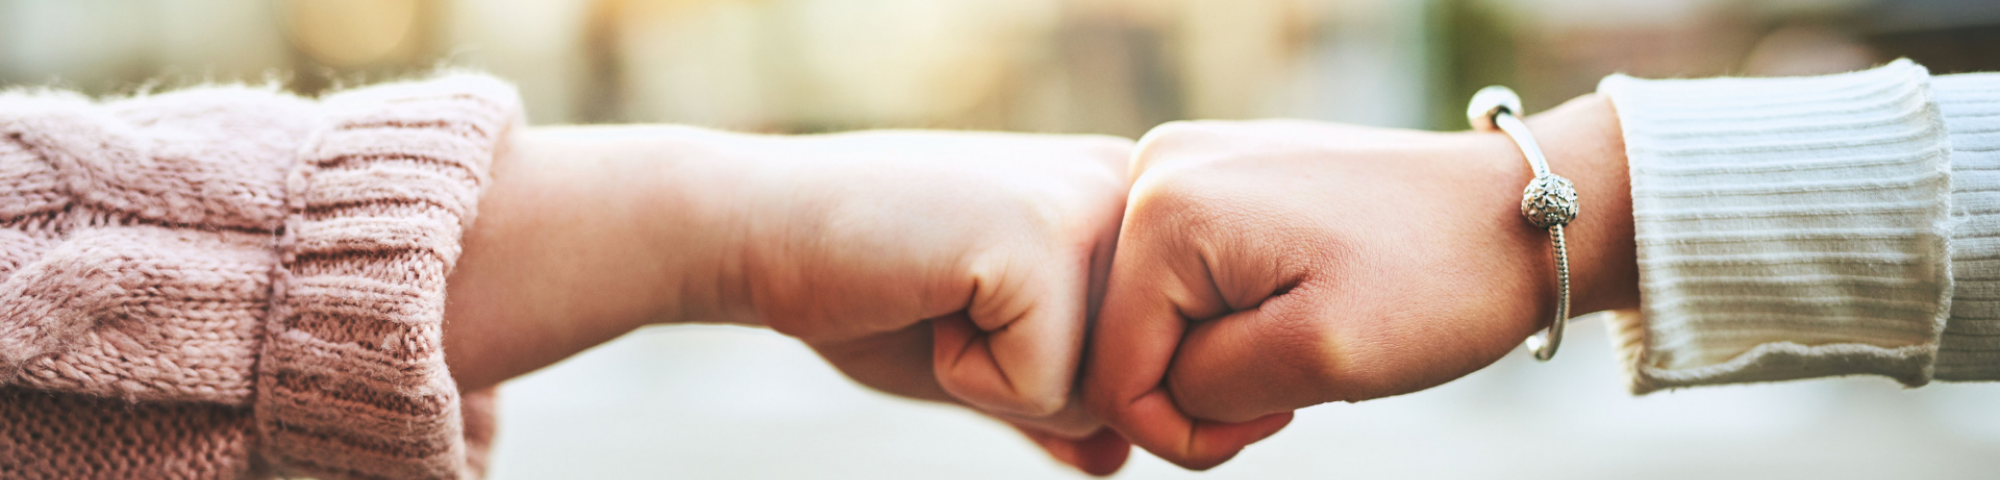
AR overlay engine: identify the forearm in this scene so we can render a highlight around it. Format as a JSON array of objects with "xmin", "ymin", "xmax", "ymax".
[
  {"xmin": 444, "ymin": 125, "xmax": 764, "ymax": 391},
  {"xmin": 440, "ymin": 125, "xmax": 1133, "ymax": 402}
]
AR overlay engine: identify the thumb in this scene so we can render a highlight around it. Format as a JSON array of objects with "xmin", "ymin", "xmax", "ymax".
[
  {"xmin": 1164, "ymin": 285, "xmax": 1354, "ymax": 422},
  {"xmin": 932, "ymin": 248, "xmax": 1096, "ymax": 418},
  {"xmin": 1082, "ymin": 227, "xmax": 1299, "ymax": 470}
]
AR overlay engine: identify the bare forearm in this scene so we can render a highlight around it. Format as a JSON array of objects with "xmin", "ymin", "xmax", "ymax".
[{"xmin": 443, "ymin": 125, "xmax": 760, "ymax": 391}]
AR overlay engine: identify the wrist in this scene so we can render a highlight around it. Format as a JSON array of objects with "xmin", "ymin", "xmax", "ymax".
[
  {"xmin": 1448, "ymin": 92, "xmax": 1637, "ymax": 355},
  {"xmin": 1525, "ymin": 94, "xmax": 1638, "ymax": 315},
  {"xmin": 444, "ymin": 126, "xmax": 770, "ymax": 389},
  {"xmin": 547, "ymin": 125, "xmax": 774, "ymax": 328}
]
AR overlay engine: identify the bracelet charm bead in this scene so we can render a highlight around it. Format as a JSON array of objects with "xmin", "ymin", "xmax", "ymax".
[
  {"xmin": 1522, "ymin": 174, "xmax": 1578, "ymax": 229},
  {"xmin": 1467, "ymin": 85, "xmax": 1577, "ymax": 362}
]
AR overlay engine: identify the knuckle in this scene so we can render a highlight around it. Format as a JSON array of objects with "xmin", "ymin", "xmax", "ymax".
[
  {"xmin": 1080, "ymin": 380, "xmax": 1129, "ymax": 425},
  {"xmin": 1074, "ymin": 133, "xmax": 1137, "ymax": 160},
  {"xmin": 1015, "ymin": 386, "xmax": 1071, "ymax": 418},
  {"xmin": 1282, "ymin": 321, "xmax": 1350, "ymax": 390},
  {"xmin": 1125, "ymin": 165, "xmax": 1231, "ymax": 242},
  {"xmin": 1127, "ymin": 162, "xmax": 1204, "ymax": 209},
  {"xmin": 1130, "ymin": 120, "xmax": 1231, "ymax": 176},
  {"xmin": 1054, "ymin": 133, "xmax": 1135, "ymax": 185},
  {"xmin": 1004, "ymin": 402, "xmax": 1102, "ymax": 438},
  {"xmin": 1265, "ymin": 299, "xmax": 1374, "ymax": 403},
  {"xmin": 1162, "ymin": 370, "xmax": 1218, "ymax": 419}
]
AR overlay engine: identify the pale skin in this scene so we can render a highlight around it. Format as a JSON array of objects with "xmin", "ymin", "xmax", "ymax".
[
  {"xmin": 438, "ymin": 94, "xmax": 1642, "ymax": 475},
  {"xmin": 441, "ymin": 126, "xmax": 1137, "ymax": 474}
]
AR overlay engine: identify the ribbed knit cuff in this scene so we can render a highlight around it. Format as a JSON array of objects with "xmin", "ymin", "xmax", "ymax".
[
  {"xmin": 1599, "ymin": 59, "xmax": 1953, "ymax": 394},
  {"xmin": 1936, "ymin": 72, "xmax": 2000, "ymax": 381},
  {"xmin": 257, "ymin": 74, "xmax": 519, "ymax": 480}
]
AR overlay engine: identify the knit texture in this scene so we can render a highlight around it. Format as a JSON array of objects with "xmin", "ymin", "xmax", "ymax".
[
  {"xmin": 1598, "ymin": 59, "xmax": 1955, "ymax": 394},
  {"xmin": 0, "ymin": 74, "xmax": 519, "ymax": 479},
  {"xmin": 1936, "ymin": 72, "xmax": 2000, "ymax": 381}
]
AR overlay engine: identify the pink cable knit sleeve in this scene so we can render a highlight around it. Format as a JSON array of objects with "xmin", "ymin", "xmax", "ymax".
[{"xmin": 0, "ymin": 74, "xmax": 520, "ymax": 480}]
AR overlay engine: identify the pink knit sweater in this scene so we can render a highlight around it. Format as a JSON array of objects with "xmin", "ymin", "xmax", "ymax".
[{"xmin": 0, "ymin": 75, "xmax": 520, "ymax": 479}]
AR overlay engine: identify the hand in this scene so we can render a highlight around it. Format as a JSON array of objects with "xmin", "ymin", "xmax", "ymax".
[
  {"xmin": 1083, "ymin": 95, "xmax": 1638, "ymax": 469},
  {"xmin": 735, "ymin": 130, "xmax": 1135, "ymax": 474},
  {"xmin": 443, "ymin": 127, "xmax": 1135, "ymax": 475}
]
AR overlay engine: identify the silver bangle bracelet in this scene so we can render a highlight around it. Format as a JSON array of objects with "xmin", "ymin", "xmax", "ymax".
[{"xmin": 1466, "ymin": 86, "xmax": 1578, "ymax": 362}]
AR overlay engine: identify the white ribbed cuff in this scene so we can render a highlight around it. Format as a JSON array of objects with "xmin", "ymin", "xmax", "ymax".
[
  {"xmin": 1936, "ymin": 72, "xmax": 2000, "ymax": 381},
  {"xmin": 1599, "ymin": 59, "xmax": 1953, "ymax": 394}
]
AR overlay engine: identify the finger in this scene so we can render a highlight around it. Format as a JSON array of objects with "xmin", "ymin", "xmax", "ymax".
[
  {"xmin": 820, "ymin": 323, "xmax": 1110, "ymax": 439},
  {"xmin": 987, "ymin": 393, "xmax": 1106, "ymax": 439},
  {"xmin": 816, "ymin": 314, "xmax": 1104, "ymax": 436},
  {"xmin": 1112, "ymin": 387, "xmax": 1293, "ymax": 470},
  {"xmin": 1081, "ymin": 226, "xmax": 1291, "ymax": 469},
  {"xmin": 1082, "ymin": 198, "xmax": 1206, "ymax": 466},
  {"xmin": 1080, "ymin": 257, "xmax": 1189, "ymax": 451},
  {"xmin": 1014, "ymin": 426, "xmax": 1133, "ymax": 477},
  {"xmin": 933, "ymin": 252, "xmax": 1090, "ymax": 418},
  {"xmin": 819, "ymin": 323, "xmax": 1127, "ymax": 472},
  {"xmin": 927, "ymin": 134, "xmax": 1128, "ymax": 419},
  {"xmin": 1166, "ymin": 286, "xmax": 1348, "ymax": 422},
  {"xmin": 936, "ymin": 180, "xmax": 1128, "ymax": 416}
]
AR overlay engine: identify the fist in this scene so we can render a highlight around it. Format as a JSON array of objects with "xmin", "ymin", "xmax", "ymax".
[
  {"xmin": 1086, "ymin": 98, "xmax": 1633, "ymax": 470},
  {"xmin": 733, "ymin": 131, "xmax": 1136, "ymax": 473}
]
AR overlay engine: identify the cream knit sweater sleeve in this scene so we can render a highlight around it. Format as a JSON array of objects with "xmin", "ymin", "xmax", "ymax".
[
  {"xmin": 1598, "ymin": 59, "xmax": 2000, "ymax": 394},
  {"xmin": 1933, "ymin": 72, "xmax": 2000, "ymax": 381}
]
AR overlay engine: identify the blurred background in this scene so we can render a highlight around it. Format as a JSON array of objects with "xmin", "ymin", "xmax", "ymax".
[
  {"xmin": 5, "ymin": 0, "xmax": 1999, "ymax": 478},
  {"xmin": 11, "ymin": 0, "xmax": 2000, "ymax": 135}
]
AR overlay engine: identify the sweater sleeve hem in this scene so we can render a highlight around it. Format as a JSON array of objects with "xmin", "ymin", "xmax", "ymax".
[
  {"xmin": 1598, "ymin": 59, "xmax": 1953, "ymax": 394},
  {"xmin": 1934, "ymin": 72, "xmax": 2000, "ymax": 382},
  {"xmin": 1601, "ymin": 310, "xmax": 1935, "ymax": 393},
  {"xmin": 256, "ymin": 73, "xmax": 520, "ymax": 480}
]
